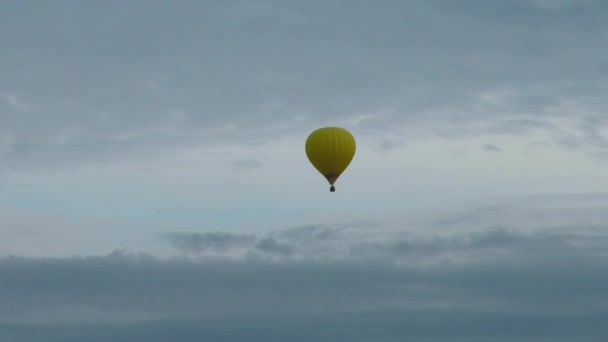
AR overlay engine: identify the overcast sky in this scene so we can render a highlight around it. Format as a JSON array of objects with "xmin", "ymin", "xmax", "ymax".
[{"xmin": 2, "ymin": 0, "xmax": 608, "ymax": 340}]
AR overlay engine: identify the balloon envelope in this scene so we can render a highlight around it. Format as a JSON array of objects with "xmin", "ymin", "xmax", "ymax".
[{"xmin": 305, "ymin": 127, "xmax": 356, "ymax": 191}]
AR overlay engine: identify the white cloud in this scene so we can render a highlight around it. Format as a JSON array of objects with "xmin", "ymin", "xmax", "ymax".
[{"xmin": 1, "ymin": 91, "xmax": 28, "ymax": 111}]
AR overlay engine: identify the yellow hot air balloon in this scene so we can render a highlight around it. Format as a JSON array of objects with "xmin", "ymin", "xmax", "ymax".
[{"xmin": 305, "ymin": 127, "xmax": 356, "ymax": 192}]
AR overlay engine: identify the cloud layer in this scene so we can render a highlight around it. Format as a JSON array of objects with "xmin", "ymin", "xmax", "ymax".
[
  {"xmin": 2, "ymin": 196, "xmax": 608, "ymax": 340},
  {"xmin": 2, "ymin": 0, "xmax": 608, "ymax": 171},
  {"xmin": 1, "ymin": 227, "xmax": 607, "ymax": 340}
]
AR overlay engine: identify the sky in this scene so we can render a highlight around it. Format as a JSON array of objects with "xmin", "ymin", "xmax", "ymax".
[{"xmin": 1, "ymin": 0, "xmax": 608, "ymax": 340}]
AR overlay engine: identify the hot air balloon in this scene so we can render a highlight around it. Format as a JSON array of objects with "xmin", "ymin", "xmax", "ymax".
[{"xmin": 305, "ymin": 126, "xmax": 356, "ymax": 192}]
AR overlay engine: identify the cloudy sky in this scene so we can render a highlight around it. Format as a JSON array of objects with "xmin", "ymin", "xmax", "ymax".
[{"xmin": 2, "ymin": 0, "xmax": 608, "ymax": 340}]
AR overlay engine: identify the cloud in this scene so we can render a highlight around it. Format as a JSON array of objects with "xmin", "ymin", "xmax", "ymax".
[
  {"xmin": 482, "ymin": 143, "xmax": 502, "ymax": 152},
  {"xmin": 1, "ymin": 91, "xmax": 28, "ymax": 111},
  {"xmin": 1, "ymin": 224, "xmax": 608, "ymax": 340},
  {"xmin": 2, "ymin": 1, "xmax": 608, "ymax": 172},
  {"xmin": 272, "ymin": 223, "xmax": 342, "ymax": 241},
  {"xmin": 231, "ymin": 158, "xmax": 262, "ymax": 170},
  {"xmin": 1, "ymin": 311, "xmax": 606, "ymax": 341},
  {"xmin": 528, "ymin": 0, "xmax": 602, "ymax": 10},
  {"xmin": 157, "ymin": 196, "xmax": 608, "ymax": 263},
  {"xmin": 2, "ymin": 196, "xmax": 608, "ymax": 339},
  {"xmin": 162, "ymin": 232, "xmax": 256, "ymax": 254},
  {"xmin": 255, "ymin": 237, "xmax": 294, "ymax": 256}
]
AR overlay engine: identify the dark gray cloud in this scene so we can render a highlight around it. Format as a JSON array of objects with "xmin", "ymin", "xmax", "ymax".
[
  {"xmin": 483, "ymin": 143, "xmax": 502, "ymax": 152},
  {"xmin": 272, "ymin": 223, "xmax": 342, "ymax": 241},
  {"xmin": 159, "ymin": 198, "xmax": 608, "ymax": 261},
  {"xmin": 3, "ymin": 194, "xmax": 608, "ymax": 340},
  {"xmin": 162, "ymin": 232, "xmax": 256, "ymax": 254},
  {"xmin": 1, "ymin": 224, "xmax": 608, "ymax": 340},
  {"xmin": 255, "ymin": 238, "xmax": 294, "ymax": 256},
  {"xmin": 432, "ymin": 193, "xmax": 608, "ymax": 234},
  {"xmin": 166, "ymin": 222, "xmax": 381, "ymax": 260},
  {"xmin": 1, "ymin": 311, "xmax": 606, "ymax": 342},
  {"xmin": 349, "ymin": 226, "xmax": 608, "ymax": 264}
]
